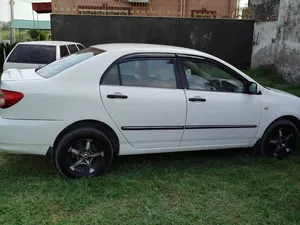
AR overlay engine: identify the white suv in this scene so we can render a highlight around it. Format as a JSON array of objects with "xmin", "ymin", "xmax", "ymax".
[{"xmin": 3, "ymin": 41, "xmax": 85, "ymax": 71}]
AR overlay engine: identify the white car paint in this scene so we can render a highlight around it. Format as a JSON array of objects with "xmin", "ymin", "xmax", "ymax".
[
  {"xmin": 101, "ymin": 85, "xmax": 186, "ymax": 148},
  {"xmin": 181, "ymin": 90, "xmax": 262, "ymax": 147},
  {"xmin": 0, "ymin": 43, "xmax": 300, "ymax": 158},
  {"xmin": 3, "ymin": 41, "xmax": 85, "ymax": 71}
]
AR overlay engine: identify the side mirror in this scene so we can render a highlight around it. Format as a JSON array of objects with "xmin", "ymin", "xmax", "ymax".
[{"xmin": 248, "ymin": 82, "xmax": 261, "ymax": 95}]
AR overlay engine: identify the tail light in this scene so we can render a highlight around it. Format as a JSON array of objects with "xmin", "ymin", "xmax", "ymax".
[{"xmin": 0, "ymin": 90, "xmax": 24, "ymax": 109}]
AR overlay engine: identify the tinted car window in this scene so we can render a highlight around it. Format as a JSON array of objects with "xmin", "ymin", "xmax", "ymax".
[
  {"xmin": 60, "ymin": 45, "xmax": 69, "ymax": 57},
  {"xmin": 102, "ymin": 59, "xmax": 177, "ymax": 89},
  {"xmin": 102, "ymin": 65, "xmax": 120, "ymax": 85},
  {"xmin": 68, "ymin": 44, "xmax": 78, "ymax": 54},
  {"xmin": 36, "ymin": 47, "xmax": 105, "ymax": 78},
  {"xmin": 77, "ymin": 44, "xmax": 85, "ymax": 50},
  {"xmin": 120, "ymin": 59, "xmax": 177, "ymax": 88},
  {"xmin": 7, "ymin": 44, "xmax": 56, "ymax": 64},
  {"xmin": 182, "ymin": 60, "xmax": 246, "ymax": 93}
]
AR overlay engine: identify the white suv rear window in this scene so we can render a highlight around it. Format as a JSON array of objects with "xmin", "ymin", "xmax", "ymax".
[
  {"xmin": 7, "ymin": 44, "xmax": 56, "ymax": 64},
  {"xmin": 36, "ymin": 47, "xmax": 105, "ymax": 78}
]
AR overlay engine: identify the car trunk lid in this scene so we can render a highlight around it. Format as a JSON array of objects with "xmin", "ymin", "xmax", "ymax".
[
  {"xmin": 0, "ymin": 69, "xmax": 45, "ymax": 119},
  {"xmin": 1, "ymin": 68, "xmax": 45, "ymax": 82}
]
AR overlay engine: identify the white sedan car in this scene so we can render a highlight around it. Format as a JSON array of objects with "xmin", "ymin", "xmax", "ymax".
[{"xmin": 0, "ymin": 43, "xmax": 299, "ymax": 179}]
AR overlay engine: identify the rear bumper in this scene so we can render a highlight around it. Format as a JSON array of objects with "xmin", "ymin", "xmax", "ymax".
[{"xmin": 0, "ymin": 117, "xmax": 69, "ymax": 155}]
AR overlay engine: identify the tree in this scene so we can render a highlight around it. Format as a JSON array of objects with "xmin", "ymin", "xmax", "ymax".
[
  {"xmin": 28, "ymin": 29, "xmax": 47, "ymax": 41},
  {"xmin": 39, "ymin": 31, "xmax": 47, "ymax": 40}
]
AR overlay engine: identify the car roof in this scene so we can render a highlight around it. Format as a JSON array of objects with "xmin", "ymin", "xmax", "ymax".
[
  {"xmin": 17, "ymin": 41, "xmax": 82, "ymax": 46},
  {"xmin": 91, "ymin": 43, "xmax": 208, "ymax": 56}
]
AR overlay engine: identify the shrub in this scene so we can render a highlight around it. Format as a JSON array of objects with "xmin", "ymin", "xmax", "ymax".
[{"xmin": 28, "ymin": 29, "xmax": 47, "ymax": 41}]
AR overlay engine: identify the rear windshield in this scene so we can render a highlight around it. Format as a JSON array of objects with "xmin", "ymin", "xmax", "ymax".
[
  {"xmin": 7, "ymin": 44, "xmax": 56, "ymax": 64},
  {"xmin": 36, "ymin": 47, "xmax": 105, "ymax": 78}
]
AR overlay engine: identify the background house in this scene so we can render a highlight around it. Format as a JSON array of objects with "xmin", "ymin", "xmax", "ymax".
[{"xmin": 51, "ymin": 0, "xmax": 238, "ymax": 19}]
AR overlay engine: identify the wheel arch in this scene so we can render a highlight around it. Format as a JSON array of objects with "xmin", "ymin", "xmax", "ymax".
[
  {"xmin": 252, "ymin": 114, "xmax": 300, "ymax": 154},
  {"xmin": 270, "ymin": 115, "xmax": 300, "ymax": 132},
  {"xmin": 255, "ymin": 115, "xmax": 300, "ymax": 143},
  {"xmin": 53, "ymin": 120, "xmax": 120, "ymax": 155}
]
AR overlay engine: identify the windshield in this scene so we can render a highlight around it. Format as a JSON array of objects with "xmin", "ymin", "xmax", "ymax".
[
  {"xmin": 36, "ymin": 47, "xmax": 104, "ymax": 78},
  {"xmin": 7, "ymin": 44, "xmax": 56, "ymax": 64}
]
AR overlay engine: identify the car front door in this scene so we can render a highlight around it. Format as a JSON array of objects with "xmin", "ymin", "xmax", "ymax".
[
  {"xmin": 178, "ymin": 56, "xmax": 262, "ymax": 148},
  {"xmin": 100, "ymin": 54, "xmax": 187, "ymax": 149}
]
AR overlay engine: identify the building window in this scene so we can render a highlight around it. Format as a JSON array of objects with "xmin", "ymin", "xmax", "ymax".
[
  {"xmin": 78, "ymin": 5, "xmax": 130, "ymax": 16},
  {"xmin": 191, "ymin": 8, "xmax": 216, "ymax": 18}
]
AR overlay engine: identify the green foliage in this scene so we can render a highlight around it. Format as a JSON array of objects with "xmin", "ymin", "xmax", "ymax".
[
  {"xmin": 243, "ymin": 67, "xmax": 285, "ymax": 87},
  {"xmin": 0, "ymin": 30, "xmax": 10, "ymax": 40},
  {"xmin": 28, "ymin": 29, "xmax": 39, "ymax": 40},
  {"xmin": 244, "ymin": 67, "xmax": 300, "ymax": 96},
  {"xmin": 28, "ymin": 29, "xmax": 47, "ymax": 41},
  {"xmin": 39, "ymin": 31, "xmax": 47, "ymax": 40}
]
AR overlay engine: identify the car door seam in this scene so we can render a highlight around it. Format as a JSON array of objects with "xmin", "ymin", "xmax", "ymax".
[
  {"xmin": 98, "ymin": 85, "xmax": 133, "ymax": 146},
  {"xmin": 179, "ymin": 89, "xmax": 189, "ymax": 146}
]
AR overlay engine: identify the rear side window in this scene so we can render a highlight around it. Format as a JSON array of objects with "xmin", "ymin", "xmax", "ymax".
[
  {"xmin": 60, "ymin": 45, "xmax": 69, "ymax": 58},
  {"xmin": 36, "ymin": 47, "xmax": 105, "ymax": 78},
  {"xmin": 77, "ymin": 44, "xmax": 85, "ymax": 50},
  {"xmin": 102, "ymin": 59, "xmax": 177, "ymax": 89},
  {"xmin": 102, "ymin": 65, "xmax": 120, "ymax": 85},
  {"xmin": 68, "ymin": 44, "xmax": 78, "ymax": 54},
  {"xmin": 7, "ymin": 44, "xmax": 56, "ymax": 64}
]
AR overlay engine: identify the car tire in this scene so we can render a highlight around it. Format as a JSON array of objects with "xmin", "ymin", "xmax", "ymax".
[
  {"xmin": 55, "ymin": 127, "xmax": 113, "ymax": 179},
  {"xmin": 259, "ymin": 119, "xmax": 299, "ymax": 158}
]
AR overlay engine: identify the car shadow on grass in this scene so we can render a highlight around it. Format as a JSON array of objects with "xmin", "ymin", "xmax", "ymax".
[
  {"xmin": 109, "ymin": 148, "xmax": 263, "ymax": 173},
  {"xmin": 0, "ymin": 148, "xmax": 297, "ymax": 179},
  {"xmin": 0, "ymin": 151, "xmax": 58, "ymax": 178}
]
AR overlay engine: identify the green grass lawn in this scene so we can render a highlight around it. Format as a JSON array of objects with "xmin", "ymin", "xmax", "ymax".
[
  {"xmin": 1, "ymin": 68, "xmax": 300, "ymax": 224},
  {"xmin": 244, "ymin": 67, "xmax": 300, "ymax": 96}
]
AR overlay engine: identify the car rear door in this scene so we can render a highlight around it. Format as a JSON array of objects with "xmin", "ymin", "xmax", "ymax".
[
  {"xmin": 100, "ymin": 54, "xmax": 187, "ymax": 149},
  {"xmin": 178, "ymin": 55, "xmax": 262, "ymax": 148}
]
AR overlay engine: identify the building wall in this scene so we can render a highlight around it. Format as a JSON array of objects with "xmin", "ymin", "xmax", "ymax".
[
  {"xmin": 251, "ymin": 21, "xmax": 277, "ymax": 68},
  {"xmin": 275, "ymin": 0, "xmax": 300, "ymax": 82},
  {"xmin": 249, "ymin": 0, "xmax": 280, "ymax": 21},
  {"xmin": 251, "ymin": 0, "xmax": 300, "ymax": 82},
  {"xmin": 51, "ymin": 14, "xmax": 254, "ymax": 69},
  {"xmin": 51, "ymin": 0, "xmax": 238, "ymax": 19}
]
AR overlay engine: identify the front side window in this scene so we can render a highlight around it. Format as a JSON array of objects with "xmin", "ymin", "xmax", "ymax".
[
  {"xmin": 36, "ymin": 47, "xmax": 105, "ymax": 78},
  {"xmin": 181, "ymin": 60, "xmax": 246, "ymax": 93},
  {"xmin": 7, "ymin": 44, "xmax": 56, "ymax": 64},
  {"xmin": 102, "ymin": 59, "xmax": 177, "ymax": 89}
]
